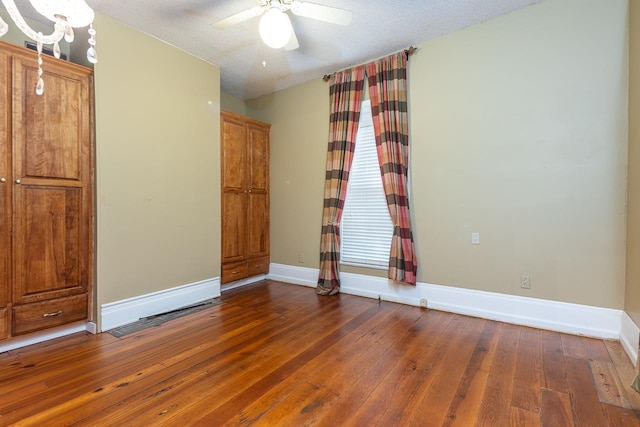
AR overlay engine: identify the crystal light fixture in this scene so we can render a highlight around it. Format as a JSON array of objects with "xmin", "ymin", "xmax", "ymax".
[
  {"xmin": 0, "ymin": 0, "xmax": 98, "ymax": 95},
  {"xmin": 258, "ymin": 5, "xmax": 292, "ymax": 49}
]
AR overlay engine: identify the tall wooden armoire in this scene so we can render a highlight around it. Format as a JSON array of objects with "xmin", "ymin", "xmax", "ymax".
[
  {"xmin": 220, "ymin": 110, "xmax": 270, "ymax": 284},
  {"xmin": 0, "ymin": 41, "xmax": 94, "ymax": 340}
]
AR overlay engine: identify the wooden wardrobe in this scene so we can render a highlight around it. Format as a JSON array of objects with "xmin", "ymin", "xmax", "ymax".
[
  {"xmin": 220, "ymin": 110, "xmax": 270, "ymax": 284},
  {"xmin": 0, "ymin": 41, "xmax": 94, "ymax": 341}
]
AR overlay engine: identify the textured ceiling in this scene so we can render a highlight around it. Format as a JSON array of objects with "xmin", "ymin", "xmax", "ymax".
[{"xmin": 12, "ymin": 0, "xmax": 545, "ymax": 100}]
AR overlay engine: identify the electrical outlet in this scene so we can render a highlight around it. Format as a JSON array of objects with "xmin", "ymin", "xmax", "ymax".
[
  {"xmin": 419, "ymin": 299, "xmax": 428, "ymax": 308},
  {"xmin": 298, "ymin": 252, "xmax": 304, "ymax": 263},
  {"xmin": 471, "ymin": 232, "xmax": 480, "ymax": 245},
  {"xmin": 521, "ymin": 275, "xmax": 531, "ymax": 289}
]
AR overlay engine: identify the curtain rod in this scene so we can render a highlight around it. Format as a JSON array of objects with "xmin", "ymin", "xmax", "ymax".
[{"xmin": 322, "ymin": 46, "xmax": 417, "ymax": 82}]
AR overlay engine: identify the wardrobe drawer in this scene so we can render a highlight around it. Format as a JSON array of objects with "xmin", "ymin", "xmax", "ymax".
[
  {"xmin": 248, "ymin": 256, "xmax": 269, "ymax": 276},
  {"xmin": 13, "ymin": 294, "xmax": 87, "ymax": 335},
  {"xmin": 222, "ymin": 261, "xmax": 248, "ymax": 284},
  {"xmin": 0, "ymin": 308, "xmax": 7, "ymax": 341}
]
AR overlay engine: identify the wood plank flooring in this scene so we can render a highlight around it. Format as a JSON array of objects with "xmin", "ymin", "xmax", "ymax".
[{"xmin": 0, "ymin": 280, "xmax": 639, "ymax": 426}]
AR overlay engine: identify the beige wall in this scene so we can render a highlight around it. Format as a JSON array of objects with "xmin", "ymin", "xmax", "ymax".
[
  {"xmin": 628, "ymin": 0, "xmax": 640, "ymax": 325},
  {"xmin": 248, "ymin": 82, "xmax": 328, "ymax": 269},
  {"xmin": 221, "ymin": 91, "xmax": 247, "ymax": 116},
  {"xmin": 94, "ymin": 15, "xmax": 221, "ymax": 311},
  {"xmin": 249, "ymin": 0, "xmax": 628, "ymax": 309}
]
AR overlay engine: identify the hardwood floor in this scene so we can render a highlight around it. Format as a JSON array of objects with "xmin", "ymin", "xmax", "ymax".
[{"xmin": 1, "ymin": 280, "xmax": 639, "ymax": 426}]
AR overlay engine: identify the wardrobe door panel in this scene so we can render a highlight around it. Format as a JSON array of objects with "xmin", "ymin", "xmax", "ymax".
[
  {"xmin": 13, "ymin": 55, "xmax": 90, "ymax": 183},
  {"xmin": 11, "ymin": 54, "xmax": 91, "ymax": 307},
  {"xmin": 23, "ymin": 71, "xmax": 83, "ymax": 180},
  {"xmin": 221, "ymin": 117, "xmax": 246, "ymax": 191},
  {"xmin": 221, "ymin": 191, "xmax": 247, "ymax": 264},
  {"xmin": 247, "ymin": 192, "xmax": 269, "ymax": 258},
  {"xmin": 247, "ymin": 125, "xmax": 269, "ymax": 192},
  {"xmin": 13, "ymin": 186, "xmax": 85, "ymax": 304}
]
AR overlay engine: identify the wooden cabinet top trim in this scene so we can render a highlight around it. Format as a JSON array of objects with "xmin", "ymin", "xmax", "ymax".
[
  {"xmin": 221, "ymin": 110, "xmax": 271, "ymax": 130},
  {"xmin": 0, "ymin": 40, "xmax": 93, "ymax": 77}
]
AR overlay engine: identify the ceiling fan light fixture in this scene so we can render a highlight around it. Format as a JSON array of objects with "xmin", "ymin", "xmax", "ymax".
[
  {"xmin": 28, "ymin": 0, "xmax": 95, "ymax": 27},
  {"xmin": 258, "ymin": 7, "xmax": 292, "ymax": 49}
]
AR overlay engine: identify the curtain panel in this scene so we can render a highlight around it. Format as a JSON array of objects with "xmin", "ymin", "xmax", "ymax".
[
  {"xmin": 317, "ymin": 50, "xmax": 418, "ymax": 295},
  {"xmin": 316, "ymin": 66, "xmax": 366, "ymax": 295},
  {"xmin": 366, "ymin": 52, "xmax": 418, "ymax": 285}
]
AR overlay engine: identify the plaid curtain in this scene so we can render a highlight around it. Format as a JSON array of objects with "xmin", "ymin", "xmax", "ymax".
[
  {"xmin": 366, "ymin": 52, "xmax": 418, "ymax": 285},
  {"xmin": 316, "ymin": 66, "xmax": 366, "ymax": 295}
]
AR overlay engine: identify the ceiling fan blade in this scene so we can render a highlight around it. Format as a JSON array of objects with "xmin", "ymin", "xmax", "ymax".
[
  {"xmin": 284, "ymin": 29, "xmax": 299, "ymax": 51},
  {"xmin": 212, "ymin": 6, "xmax": 264, "ymax": 29},
  {"xmin": 290, "ymin": 1, "xmax": 352, "ymax": 26}
]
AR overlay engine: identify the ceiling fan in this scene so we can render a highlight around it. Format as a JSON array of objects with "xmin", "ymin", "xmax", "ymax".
[{"xmin": 212, "ymin": 0, "xmax": 352, "ymax": 50}]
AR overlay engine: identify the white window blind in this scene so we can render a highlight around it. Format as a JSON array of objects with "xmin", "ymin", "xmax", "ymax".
[{"xmin": 341, "ymin": 100, "xmax": 393, "ymax": 268}]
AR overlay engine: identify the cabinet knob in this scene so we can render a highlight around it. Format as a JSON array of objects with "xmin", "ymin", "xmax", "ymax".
[
  {"xmin": 0, "ymin": 177, "xmax": 5, "ymax": 183},
  {"xmin": 15, "ymin": 179, "xmax": 21, "ymax": 184}
]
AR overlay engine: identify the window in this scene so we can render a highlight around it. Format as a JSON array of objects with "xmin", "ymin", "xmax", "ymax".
[{"xmin": 341, "ymin": 100, "xmax": 393, "ymax": 268}]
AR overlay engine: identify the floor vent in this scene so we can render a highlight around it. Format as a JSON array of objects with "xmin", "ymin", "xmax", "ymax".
[{"xmin": 107, "ymin": 298, "xmax": 222, "ymax": 338}]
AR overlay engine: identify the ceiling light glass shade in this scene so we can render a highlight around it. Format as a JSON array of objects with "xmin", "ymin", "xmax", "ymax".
[
  {"xmin": 0, "ymin": 0, "xmax": 97, "ymax": 94},
  {"xmin": 0, "ymin": 16, "xmax": 8, "ymax": 37},
  {"xmin": 28, "ymin": 0, "xmax": 94, "ymax": 27},
  {"xmin": 258, "ymin": 7, "xmax": 292, "ymax": 49}
]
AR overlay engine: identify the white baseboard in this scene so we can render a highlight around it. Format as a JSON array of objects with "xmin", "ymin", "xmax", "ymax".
[
  {"xmin": 221, "ymin": 274, "xmax": 267, "ymax": 293},
  {"xmin": 0, "ymin": 322, "xmax": 87, "ymax": 353},
  {"xmin": 621, "ymin": 312, "xmax": 640, "ymax": 366},
  {"xmin": 268, "ymin": 263, "xmax": 317, "ymax": 287},
  {"xmin": 267, "ymin": 263, "xmax": 622, "ymax": 340},
  {"xmin": 101, "ymin": 277, "xmax": 220, "ymax": 332}
]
